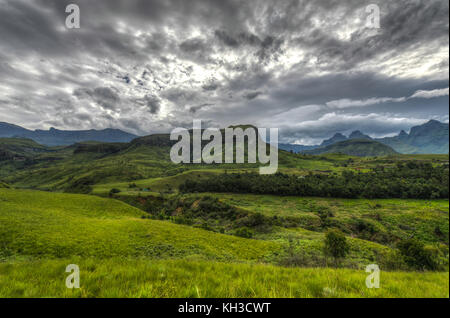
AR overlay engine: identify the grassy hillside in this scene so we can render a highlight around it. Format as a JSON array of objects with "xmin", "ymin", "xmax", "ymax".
[
  {"xmin": 0, "ymin": 189, "xmax": 279, "ymax": 262},
  {"xmin": 0, "ymin": 258, "xmax": 447, "ymax": 298},
  {"xmin": 0, "ymin": 188, "xmax": 448, "ymax": 298},
  {"xmin": 0, "ymin": 188, "xmax": 393, "ymax": 268}
]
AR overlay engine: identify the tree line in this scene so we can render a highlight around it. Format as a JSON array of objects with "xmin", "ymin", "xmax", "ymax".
[{"xmin": 180, "ymin": 162, "xmax": 449, "ymax": 199}]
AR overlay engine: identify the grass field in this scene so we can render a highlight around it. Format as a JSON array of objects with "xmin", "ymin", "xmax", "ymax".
[{"xmin": 0, "ymin": 258, "xmax": 448, "ymax": 298}]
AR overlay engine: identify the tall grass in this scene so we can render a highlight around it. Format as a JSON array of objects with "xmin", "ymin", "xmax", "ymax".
[{"xmin": 0, "ymin": 258, "xmax": 448, "ymax": 298}]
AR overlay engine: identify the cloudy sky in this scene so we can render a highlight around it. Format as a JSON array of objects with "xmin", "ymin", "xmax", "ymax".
[{"xmin": 0, "ymin": 0, "xmax": 448, "ymax": 144}]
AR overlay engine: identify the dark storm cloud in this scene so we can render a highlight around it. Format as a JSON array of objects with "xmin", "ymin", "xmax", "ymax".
[
  {"xmin": 0, "ymin": 0, "xmax": 448, "ymax": 141},
  {"xmin": 243, "ymin": 91, "xmax": 263, "ymax": 100},
  {"xmin": 201, "ymin": 82, "xmax": 219, "ymax": 91},
  {"xmin": 189, "ymin": 103, "xmax": 215, "ymax": 114},
  {"xmin": 74, "ymin": 87, "xmax": 121, "ymax": 111},
  {"xmin": 143, "ymin": 95, "xmax": 161, "ymax": 115}
]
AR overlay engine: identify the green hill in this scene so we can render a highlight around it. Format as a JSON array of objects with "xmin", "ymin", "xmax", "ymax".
[
  {"xmin": 0, "ymin": 138, "xmax": 51, "ymax": 160},
  {"xmin": 0, "ymin": 189, "xmax": 279, "ymax": 261},
  {"xmin": 304, "ymin": 139, "xmax": 398, "ymax": 157}
]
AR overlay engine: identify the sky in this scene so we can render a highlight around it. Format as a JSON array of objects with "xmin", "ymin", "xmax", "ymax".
[{"xmin": 0, "ymin": 0, "xmax": 448, "ymax": 144}]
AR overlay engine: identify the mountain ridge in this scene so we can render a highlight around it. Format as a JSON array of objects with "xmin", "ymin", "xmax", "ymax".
[
  {"xmin": 0, "ymin": 122, "xmax": 138, "ymax": 146},
  {"xmin": 279, "ymin": 120, "xmax": 449, "ymax": 155},
  {"xmin": 1, "ymin": 120, "xmax": 448, "ymax": 154}
]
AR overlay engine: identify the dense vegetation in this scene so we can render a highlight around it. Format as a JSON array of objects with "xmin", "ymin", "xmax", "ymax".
[{"xmin": 181, "ymin": 162, "xmax": 449, "ymax": 199}]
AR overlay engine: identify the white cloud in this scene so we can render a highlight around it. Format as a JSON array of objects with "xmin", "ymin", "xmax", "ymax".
[
  {"xmin": 410, "ymin": 87, "xmax": 449, "ymax": 99},
  {"xmin": 326, "ymin": 97, "xmax": 406, "ymax": 109},
  {"xmin": 279, "ymin": 112, "xmax": 433, "ymax": 144},
  {"xmin": 326, "ymin": 87, "xmax": 449, "ymax": 109}
]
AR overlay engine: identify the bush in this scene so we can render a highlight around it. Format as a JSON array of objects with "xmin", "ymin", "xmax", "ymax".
[
  {"xmin": 323, "ymin": 229, "xmax": 349, "ymax": 266},
  {"xmin": 234, "ymin": 227, "xmax": 254, "ymax": 239},
  {"xmin": 377, "ymin": 249, "xmax": 408, "ymax": 271},
  {"xmin": 397, "ymin": 239, "xmax": 439, "ymax": 271}
]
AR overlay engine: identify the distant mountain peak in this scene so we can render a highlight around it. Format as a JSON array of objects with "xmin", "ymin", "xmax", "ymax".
[
  {"xmin": 320, "ymin": 132, "xmax": 347, "ymax": 147},
  {"xmin": 398, "ymin": 130, "xmax": 409, "ymax": 139},
  {"xmin": 377, "ymin": 120, "xmax": 449, "ymax": 154},
  {"xmin": 349, "ymin": 130, "xmax": 372, "ymax": 140}
]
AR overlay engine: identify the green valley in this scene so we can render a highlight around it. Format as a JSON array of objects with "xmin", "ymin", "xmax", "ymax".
[{"xmin": 0, "ymin": 134, "xmax": 449, "ymax": 298}]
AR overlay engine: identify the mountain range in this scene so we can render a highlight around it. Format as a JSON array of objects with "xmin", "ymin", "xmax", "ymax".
[
  {"xmin": 0, "ymin": 122, "xmax": 138, "ymax": 146},
  {"xmin": 0, "ymin": 120, "xmax": 448, "ymax": 155},
  {"xmin": 281, "ymin": 120, "xmax": 449, "ymax": 155}
]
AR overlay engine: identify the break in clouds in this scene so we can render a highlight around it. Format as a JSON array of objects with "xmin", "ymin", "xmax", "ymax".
[{"xmin": 0, "ymin": 0, "xmax": 448, "ymax": 144}]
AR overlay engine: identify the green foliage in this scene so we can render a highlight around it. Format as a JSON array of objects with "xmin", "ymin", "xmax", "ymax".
[
  {"xmin": 234, "ymin": 227, "xmax": 254, "ymax": 238},
  {"xmin": 181, "ymin": 163, "xmax": 449, "ymax": 199},
  {"xmin": 397, "ymin": 239, "xmax": 440, "ymax": 271},
  {"xmin": 323, "ymin": 229, "xmax": 350, "ymax": 265}
]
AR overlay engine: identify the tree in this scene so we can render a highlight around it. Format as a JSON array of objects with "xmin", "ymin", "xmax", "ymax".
[
  {"xmin": 323, "ymin": 229, "xmax": 349, "ymax": 266},
  {"xmin": 397, "ymin": 239, "xmax": 439, "ymax": 271}
]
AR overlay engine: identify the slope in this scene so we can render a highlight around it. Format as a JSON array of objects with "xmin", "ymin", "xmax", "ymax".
[{"xmin": 0, "ymin": 189, "xmax": 280, "ymax": 261}]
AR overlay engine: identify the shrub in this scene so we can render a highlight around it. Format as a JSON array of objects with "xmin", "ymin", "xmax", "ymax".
[
  {"xmin": 397, "ymin": 239, "xmax": 439, "ymax": 271},
  {"xmin": 377, "ymin": 249, "xmax": 408, "ymax": 271},
  {"xmin": 234, "ymin": 227, "xmax": 254, "ymax": 239},
  {"xmin": 323, "ymin": 229, "xmax": 349, "ymax": 266}
]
